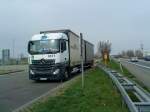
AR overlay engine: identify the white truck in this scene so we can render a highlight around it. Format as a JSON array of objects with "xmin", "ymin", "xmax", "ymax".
[{"xmin": 28, "ymin": 29, "xmax": 94, "ymax": 81}]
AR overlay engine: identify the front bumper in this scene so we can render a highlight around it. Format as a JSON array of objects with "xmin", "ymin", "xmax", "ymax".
[{"xmin": 29, "ymin": 64, "xmax": 64, "ymax": 80}]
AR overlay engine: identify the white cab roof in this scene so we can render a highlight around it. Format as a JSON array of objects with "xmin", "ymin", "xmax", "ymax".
[{"xmin": 31, "ymin": 33, "xmax": 68, "ymax": 41}]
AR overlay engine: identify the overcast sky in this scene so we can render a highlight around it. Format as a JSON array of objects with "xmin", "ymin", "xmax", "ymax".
[{"xmin": 0, "ymin": 0, "xmax": 150, "ymax": 57}]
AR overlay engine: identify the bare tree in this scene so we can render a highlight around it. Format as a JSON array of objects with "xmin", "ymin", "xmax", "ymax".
[
  {"xmin": 121, "ymin": 51, "xmax": 127, "ymax": 58},
  {"xmin": 126, "ymin": 50, "xmax": 135, "ymax": 57},
  {"xmin": 135, "ymin": 50, "xmax": 143, "ymax": 58},
  {"xmin": 97, "ymin": 40, "xmax": 111, "ymax": 61},
  {"xmin": 121, "ymin": 49, "xmax": 143, "ymax": 58}
]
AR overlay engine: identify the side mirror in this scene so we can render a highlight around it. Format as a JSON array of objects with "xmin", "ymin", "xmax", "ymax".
[{"xmin": 28, "ymin": 41, "xmax": 33, "ymax": 54}]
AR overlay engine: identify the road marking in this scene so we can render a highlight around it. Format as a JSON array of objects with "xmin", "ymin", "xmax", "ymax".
[
  {"xmin": 139, "ymin": 59, "xmax": 150, "ymax": 64},
  {"xmin": 121, "ymin": 60, "xmax": 150, "ymax": 70}
]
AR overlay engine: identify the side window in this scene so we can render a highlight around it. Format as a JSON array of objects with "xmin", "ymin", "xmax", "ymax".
[
  {"xmin": 61, "ymin": 41, "xmax": 63, "ymax": 51},
  {"xmin": 61, "ymin": 40, "xmax": 67, "ymax": 52},
  {"xmin": 63, "ymin": 41, "xmax": 66, "ymax": 51}
]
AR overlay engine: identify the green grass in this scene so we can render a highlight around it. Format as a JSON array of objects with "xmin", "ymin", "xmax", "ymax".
[
  {"xmin": 107, "ymin": 60, "xmax": 134, "ymax": 78},
  {"xmin": 0, "ymin": 70, "xmax": 13, "ymax": 75},
  {"xmin": 22, "ymin": 68, "xmax": 128, "ymax": 112},
  {"xmin": 106, "ymin": 59, "xmax": 150, "ymax": 92}
]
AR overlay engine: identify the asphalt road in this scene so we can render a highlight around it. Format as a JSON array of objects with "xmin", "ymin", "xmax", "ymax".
[
  {"xmin": 0, "ymin": 71, "xmax": 60, "ymax": 112},
  {"xmin": 137, "ymin": 60, "xmax": 150, "ymax": 67},
  {"xmin": 120, "ymin": 59, "xmax": 150, "ymax": 89}
]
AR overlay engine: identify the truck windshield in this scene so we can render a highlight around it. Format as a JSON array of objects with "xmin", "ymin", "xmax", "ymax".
[{"xmin": 28, "ymin": 39, "xmax": 60, "ymax": 54}]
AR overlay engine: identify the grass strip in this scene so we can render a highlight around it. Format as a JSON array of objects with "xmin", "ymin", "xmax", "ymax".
[
  {"xmin": 106, "ymin": 59, "xmax": 150, "ymax": 92},
  {"xmin": 21, "ymin": 67, "xmax": 128, "ymax": 112},
  {"xmin": 107, "ymin": 60, "xmax": 134, "ymax": 78},
  {"xmin": 0, "ymin": 70, "xmax": 24, "ymax": 75}
]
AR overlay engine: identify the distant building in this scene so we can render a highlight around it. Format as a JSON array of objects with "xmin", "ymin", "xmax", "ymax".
[
  {"xmin": 143, "ymin": 51, "xmax": 150, "ymax": 57},
  {"xmin": 2, "ymin": 49, "xmax": 10, "ymax": 65}
]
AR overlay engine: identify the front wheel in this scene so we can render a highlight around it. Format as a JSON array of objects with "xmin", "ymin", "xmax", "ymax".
[{"xmin": 63, "ymin": 70, "xmax": 69, "ymax": 81}]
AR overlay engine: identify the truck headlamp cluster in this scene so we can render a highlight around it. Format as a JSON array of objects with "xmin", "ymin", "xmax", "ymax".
[
  {"xmin": 53, "ymin": 69, "xmax": 60, "ymax": 75},
  {"xmin": 30, "ymin": 70, "xmax": 35, "ymax": 75}
]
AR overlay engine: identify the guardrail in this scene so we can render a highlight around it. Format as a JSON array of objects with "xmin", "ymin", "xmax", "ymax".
[{"xmin": 100, "ymin": 65, "xmax": 150, "ymax": 112}]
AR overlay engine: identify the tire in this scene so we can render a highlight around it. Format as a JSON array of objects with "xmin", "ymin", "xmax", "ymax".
[
  {"xmin": 63, "ymin": 70, "xmax": 69, "ymax": 81},
  {"xmin": 34, "ymin": 79, "xmax": 40, "ymax": 82}
]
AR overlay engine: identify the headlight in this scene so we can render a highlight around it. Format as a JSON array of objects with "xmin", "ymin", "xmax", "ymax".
[
  {"xmin": 53, "ymin": 69, "xmax": 60, "ymax": 75},
  {"xmin": 30, "ymin": 70, "xmax": 34, "ymax": 75}
]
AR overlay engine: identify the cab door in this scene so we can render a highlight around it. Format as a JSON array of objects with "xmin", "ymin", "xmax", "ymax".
[{"xmin": 60, "ymin": 39, "xmax": 69, "ymax": 64}]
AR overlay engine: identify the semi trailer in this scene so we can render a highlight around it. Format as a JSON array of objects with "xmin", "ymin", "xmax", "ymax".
[{"xmin": 28, "ymin": 29, "xmax": 94, "ymax": 81}]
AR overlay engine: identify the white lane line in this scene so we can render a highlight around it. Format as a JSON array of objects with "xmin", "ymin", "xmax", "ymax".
[
  {"xmin": 139, "ymin": 60, "xmax": 150, "ymax": 64},
  {"xmin": 121, "ymin": 60, "xmax": 150, "ymax": 70}
]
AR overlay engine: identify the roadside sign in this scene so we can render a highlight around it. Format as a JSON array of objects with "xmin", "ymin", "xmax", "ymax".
[
  {"xmin": 80, "ymin": 33, "xmax": 84, "ymax": 89},
  {"xmin": 104, "ymin": 54, "xmax": 108, "ymax": 60}
]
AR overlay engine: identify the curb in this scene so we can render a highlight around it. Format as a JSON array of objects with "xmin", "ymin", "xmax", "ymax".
[
  {"xmin": 0, "ymin": 70, "xmax": 25, "ymax": 75},
  {"xmin": 13, "ymin": 74, "xmax": 80, "ymax": 112}
]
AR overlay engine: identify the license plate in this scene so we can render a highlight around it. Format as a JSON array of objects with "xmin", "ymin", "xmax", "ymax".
[{"xmin": 40, "ymin": 78, "xmax": 47, "ymax": 80}]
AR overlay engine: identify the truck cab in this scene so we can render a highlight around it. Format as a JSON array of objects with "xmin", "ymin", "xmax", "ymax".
[{"xmin": 28, "ymin": 33, "xmax": 69, "ymax": 81}]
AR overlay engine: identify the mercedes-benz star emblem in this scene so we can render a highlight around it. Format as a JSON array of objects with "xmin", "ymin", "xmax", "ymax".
[{"xmin": 40, "ymin": 59, "xmax": 45, "ymax": 64}]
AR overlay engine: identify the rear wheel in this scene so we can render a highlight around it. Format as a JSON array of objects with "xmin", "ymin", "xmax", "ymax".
[{"xmin": 78, "ymin": 67, "xmax": 82, "ymax": 73}]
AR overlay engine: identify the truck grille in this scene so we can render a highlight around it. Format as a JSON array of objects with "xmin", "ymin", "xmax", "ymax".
[
  {"xmin": 31, "ymin": 59, "xmax": 55, "ymax": 72},
  {"xmin": 32, "ymin": 59, "xmax": 55, "ymax": 65}
]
